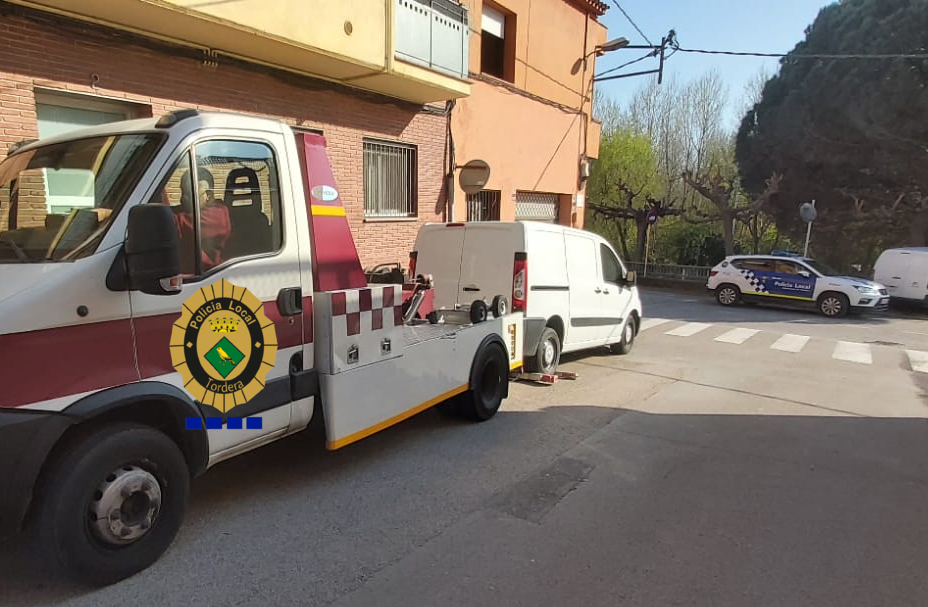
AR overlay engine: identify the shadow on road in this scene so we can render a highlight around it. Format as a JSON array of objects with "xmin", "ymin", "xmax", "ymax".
[{"xmin": 2, "ymin": 397, "xmax": 927, "ymax": 606}]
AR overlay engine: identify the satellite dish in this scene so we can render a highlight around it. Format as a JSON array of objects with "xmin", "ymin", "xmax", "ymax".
[
  {"xmin": 458, "ymin": 159, "xmax": 491, "ymax": 195},
  {"xmin": 799, "ymin": 202, "xmax": 817, "ymax": 223}
]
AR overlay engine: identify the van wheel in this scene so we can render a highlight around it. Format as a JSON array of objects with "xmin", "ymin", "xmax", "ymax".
[
  {"xmin": 818, "ymin": 292, "xmax": 849, "ymax": 318},
  {"xmin": 31, "ymin": 422, "xmax": 190, "ymax": 586},
  {"xmin": 527, "ymin": 327, "xmax": 560, "ymax": 374},
  {"xmin": 610, "ymin": 316, "xmax": 636, "ymax": 355},
  {"xmin": 456, "ymin": 343, "xmax": 508, "ymax": 421},
  {"xmin": 716, "ymin": 284, "xmax": 741, "ymax": 306}
]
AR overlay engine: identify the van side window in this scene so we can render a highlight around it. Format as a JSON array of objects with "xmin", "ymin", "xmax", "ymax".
[
  {"xmin": 148, "ymin": 139, "xmax": 283, "ymax": 279},
  {"xmin": 600, "ymin": 244, "xmax": 624, "ymax": 284}
]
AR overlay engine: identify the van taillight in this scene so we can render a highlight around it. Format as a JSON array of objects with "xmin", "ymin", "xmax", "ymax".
[
  {"xmin": 513, "ymin": 252, "xmax": 527, "ymax": 312},
  {"xmin": 409, "ymin": 251, "xmax": 417, "ymax": 279}
]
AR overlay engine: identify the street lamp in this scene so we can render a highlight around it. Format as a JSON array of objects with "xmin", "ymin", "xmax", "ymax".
[{"xmin": 595, "ymin": 37, "xmax": 630, "ymax": 55}]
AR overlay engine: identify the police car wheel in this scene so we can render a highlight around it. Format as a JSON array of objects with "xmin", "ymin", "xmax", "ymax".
[
  {"xmin": 818, "ymin": 292, "xmax": 849, "ymax": 318},
  {"xmin": 31, "ymin": 422, "xmax": 190, "ymax": 586},
  {"xmin": 716, "ymin": 284, "xmax": 741, "ymax": 306}
]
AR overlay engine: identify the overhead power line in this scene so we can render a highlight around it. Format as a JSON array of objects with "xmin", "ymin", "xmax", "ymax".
[
  {"xmin": 671, "ymin": 46, "xmax": 928, "ymax": 60},
  {"xmin": 595, "ymin": 51, "xmax": 658, "ymax": 78},
  {"xmin": 609, "ymin": 0, "xmax": 653, "ymax": 46}
]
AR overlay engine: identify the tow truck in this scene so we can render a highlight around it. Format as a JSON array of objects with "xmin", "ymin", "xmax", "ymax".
[{"xmin": 0, "ymin": 110, "xmax": 524, "ymax": 585}]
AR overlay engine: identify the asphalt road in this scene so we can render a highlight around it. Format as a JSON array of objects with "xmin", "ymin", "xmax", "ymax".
[{"xmin": 2, "ymin": 288, "xmax": 927, "ymax": 606}]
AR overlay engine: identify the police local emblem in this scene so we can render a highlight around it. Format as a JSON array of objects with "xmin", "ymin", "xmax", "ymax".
[{"xmin": 171, "ymin": 279, "xmax": 277, "ymax": 413}]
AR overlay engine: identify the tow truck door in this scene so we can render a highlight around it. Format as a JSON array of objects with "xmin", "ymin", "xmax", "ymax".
[{"xmin": 129, "ymin": 128, "xmax": 304, "ymax": 456}]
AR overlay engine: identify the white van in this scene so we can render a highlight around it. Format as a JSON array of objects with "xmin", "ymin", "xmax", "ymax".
[
  {"xmin": 873, "ymin": 247, "xmax": 928, "ymax": 306},
  {"xmin": 410, "ymin": 221, "xmax": 643, "ymax": 373}
]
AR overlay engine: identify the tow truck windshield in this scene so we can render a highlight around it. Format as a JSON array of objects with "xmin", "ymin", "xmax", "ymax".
[{"xmin": 0, "ymin": 132, "xmax": 164, "ymax": 263}]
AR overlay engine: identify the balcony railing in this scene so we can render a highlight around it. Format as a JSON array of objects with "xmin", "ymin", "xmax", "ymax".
[{"xmin": 395, "ymin": 0, "xmax": 469, "ymax": 80}]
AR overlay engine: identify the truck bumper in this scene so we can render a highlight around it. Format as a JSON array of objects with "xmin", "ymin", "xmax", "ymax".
[{"xmin": 0, "ymin": 408, "xmax": 75, "ymax": 533}]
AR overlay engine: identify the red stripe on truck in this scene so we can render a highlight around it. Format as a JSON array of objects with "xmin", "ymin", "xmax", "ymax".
[{"xmin": 0, "ymin": 296, "xmax": 312, "ymax": 410}]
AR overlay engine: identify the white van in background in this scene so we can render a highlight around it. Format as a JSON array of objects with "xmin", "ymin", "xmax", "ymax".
[
  {"xmin": 410, "ymin": 221, "xmax": 643, "ymax": 374},
  {"xmin": 873, "ymin": 247, "xmax": 928, "ymax": 306}
]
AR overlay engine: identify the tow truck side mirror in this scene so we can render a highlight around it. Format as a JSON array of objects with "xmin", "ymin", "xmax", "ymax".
[{"xmin": 124, "ymin": 204, "xmax": 182, "ymax": 295}]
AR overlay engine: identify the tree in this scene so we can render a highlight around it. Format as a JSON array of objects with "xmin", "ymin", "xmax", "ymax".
[
  {"xmin": 585, "ymin": 126, "xmax": 681, "ymax": 260},
  {"xmin": 681, "ymin": 168, "xmax": 783, "ymax": 255},
  {"xmin": 736, "ymin": 0, "xmax": 928, "ymax": 256}
]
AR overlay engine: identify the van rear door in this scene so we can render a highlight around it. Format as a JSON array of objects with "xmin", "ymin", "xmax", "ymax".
[
  {"xmin": 413, "ymin": 225, "xmax": 466, "ymax": 310},
  {"xmin": 458, "ymin": 223, "xmax": 520, "ymax": 308},
  {"xmin": 876, "ymin": 251, "xmax": 912, "ymax": 298}
]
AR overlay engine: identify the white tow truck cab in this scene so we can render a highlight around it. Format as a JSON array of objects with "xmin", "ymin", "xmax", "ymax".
[
  {"xmin": 410, "ymin": 221, "xmax": 643, "ymax": 375},
  {"xmin": 0, "ymin": 110, "xmax": 523, "ymax": 585}
]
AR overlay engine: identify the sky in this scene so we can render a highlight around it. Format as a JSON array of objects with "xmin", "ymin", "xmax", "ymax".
[{"xmin": 593, "ymin": 0, "xmax": 836, "ymax": 129}]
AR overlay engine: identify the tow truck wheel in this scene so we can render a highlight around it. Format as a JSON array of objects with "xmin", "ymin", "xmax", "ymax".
[
  {"xmin": 31, "ymin": 422, "xmax": 190, "ymax": 586},
  {"xmin": 459, "ymin": 342, "xmax": 509, "ymax": 422}
]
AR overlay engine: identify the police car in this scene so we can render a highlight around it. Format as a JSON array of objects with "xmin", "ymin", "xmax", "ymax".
[{"xmin": 706, "ymin": 252, "xmax": 890, "ymax": 317}]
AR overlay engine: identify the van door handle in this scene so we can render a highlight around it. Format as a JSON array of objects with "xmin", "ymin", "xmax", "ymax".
[
  {"xmin": 594, "ymin": 287, "xmax": 602, "ymax": 293},
  {"xmin": 892, "ymin": 276, "xmax": 902, "ymax": 279},
  {"xmin": 277, "ymin": 287, "xmax": 302, "ymax": 316},
  {"xmin": 602, "ymin": 287, "xmax": 610, "ymax": 294},
  {"xmin": 463, "ymin": 285, "xmax": 480, "ymax": 292}
]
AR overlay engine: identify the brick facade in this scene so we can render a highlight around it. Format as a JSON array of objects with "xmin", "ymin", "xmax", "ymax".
[{"xmin": 0, "ymin": 4, "xmax": 449, "ymax": 269}]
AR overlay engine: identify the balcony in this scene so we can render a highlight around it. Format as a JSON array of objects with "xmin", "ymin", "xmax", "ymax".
[
  {"xmin": 395, "ymin": 0, "xmax": 469, "ymax": 81},
  {"xmin": 7, "ymin": 0, "xmax": 471, "ymax": 104}
]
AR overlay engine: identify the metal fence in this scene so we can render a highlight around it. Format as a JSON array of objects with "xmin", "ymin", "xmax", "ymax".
[{"xmin": 626, "ymin": 261, "xmax": 713, "ymax": 282}]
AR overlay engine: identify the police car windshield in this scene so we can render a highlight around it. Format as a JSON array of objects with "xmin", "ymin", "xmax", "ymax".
[
  {"xmin": 802, "ymin": 258, "xmax": 839, "ymax": 276},
  {"xmin": 0, "ymin": 133, "xmax": 165, "ymax": 263}
]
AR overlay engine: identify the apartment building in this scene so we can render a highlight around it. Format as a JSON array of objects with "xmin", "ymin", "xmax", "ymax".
[
  {"xmin": 0, "ymin": 0, "xmax": 608, "ymax": 267},
  {"xmin": 0, "ymin": 0, "xmax": 473, "ymax": 268},
  {"xmin": 450, "ymin": 0, "xmax": 609, "ymax": 228}
]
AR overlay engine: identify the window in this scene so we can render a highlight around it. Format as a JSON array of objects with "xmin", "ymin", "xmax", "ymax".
[
  {"xmin": 480, "ymin": 3, "xmax": 514, "ymax": 82},
  {"xmin": 0, "ymin": 133, "xmax": 165, "ymax": 263},
  {"xmin": 600, "ymin": 244, "xmax": 624, "ymax": 284},
  {"xmin": 775, "ymin": 260, "xmax": 804, "ymax": 275},
  {"xmin": 363, "ymin": 139, "xmax": 417, "ymax": 218},
  {"xmin": 732, "ymin": 258, "xmax": 774, "ymax": 272},
  {"xmin": 466, "ymin": 190, "xmax": 501, "ymax": 221},
  {"xmin": 34, "ymin": 91, "xmax": 146, "ymax": 215},
  {"xmin": 148, "ymin": 139, "xmax": 283, "ymax": 279}
]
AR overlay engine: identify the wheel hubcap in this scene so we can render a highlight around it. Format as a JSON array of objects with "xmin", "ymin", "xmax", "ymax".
[
  {"xmin": 720, "ymin": 288, "xmax": 736, "ymax": 304},
  {"xmin": 625, "ymin": 323, "xmax": 634, "ymax": 342},
  {"xmin": 543, "ymin": 339, "xmax": 555, "ymax": 367},
  {"xmin": 823, "ymin": 298, "xmax": 841, "ymax": 316},
  {"xmin": 89, "ymin": 465, "xmax": 162, "ymax": 545}
]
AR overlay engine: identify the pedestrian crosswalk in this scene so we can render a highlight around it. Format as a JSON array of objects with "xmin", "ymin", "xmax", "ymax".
[{"xmin": 639, "ymin": 318, "xmax": 928, "ymax": 374}]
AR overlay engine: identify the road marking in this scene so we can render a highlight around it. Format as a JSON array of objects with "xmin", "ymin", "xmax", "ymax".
[
  {"xmin": 906, "ymin": 350, "xmax": 928, "ymax": 373},
  {"xmin": 666, "ymin": 322, "xmax": 712, "ymax": 337},
  {"xmin": 770, "ymin": 334, "xmax": 810, "ymax": 353},
  {"xmin": 714, "ymin": 328, "xmax": 761, "ymax": 344},
  {"xmin": 639, "ymin": 318, "xmax": 672, "ymax": 331},
  {"xmin": 832, "ymin": 341, "xmax": 872, "ymax": 364}
]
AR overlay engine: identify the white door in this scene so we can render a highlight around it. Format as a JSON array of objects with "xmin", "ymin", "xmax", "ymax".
[
  {"xmin": 129, "ymin": 131, "xmax": 303, "ymax": 457},
  {"xmin": 458, "ymin": 223, "xmax": 517, "ymax": 308},
  {"xmin": 413, "ymin": 226, "xmax": 465, "ymax": 309},
  {"xmin": 901, "ymin": 256, "xmax": 928, "ymax": 300},
  {"xmin": 598, "ymin": 243, "xmax": 633, "ymax": 343},
  {"xmin": 563, "ymin": 233, "xmax": 602, "ymax": 348}
]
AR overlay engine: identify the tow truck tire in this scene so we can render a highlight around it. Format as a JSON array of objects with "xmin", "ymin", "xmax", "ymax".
[
  {"xmin": 31, "ymin": 422, "xmax": 190, "ymax": 586},
  {"xmin": 491, "ymin": 295, "xmax": 509, "ymax": 317},
  {"xmin": 469, "ymin": 300, "xmax": 488, "ymax": 324},
  {"xmin": 458, "ymin": 342, "xmax": 509, "ymax": 422}
]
